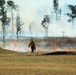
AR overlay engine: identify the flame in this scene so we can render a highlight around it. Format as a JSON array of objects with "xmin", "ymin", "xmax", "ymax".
[
  {"xmin": 1, "ymin": 39, "xmax": 76, "ymax": 52},
  {"xmin": 55, "ymin": 47, "xmax": 60, "ymax": 51},
  {"xmin": 11, "ymin": 40, "xmax": 30, "ymax": 52},
  {"xmin": 36, "ymin": 47, "xmax": 48, "ymax": 51},
  {"xmin": 69, "ymin": 47, "xmax": 75, "ymax": 51},
  {"xmin": 12, "ymin": 40, "xmax": 20, "ymax": 49},
  {"xmin": 63, "ymin": 47, "xmax": 69, "ymax": 51}
]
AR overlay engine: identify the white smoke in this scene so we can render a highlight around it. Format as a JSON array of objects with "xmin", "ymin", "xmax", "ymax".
[
  {"xmin": 0, "ymin": 39, "xmax": 51, "ymax": 52},
  {"xmin": 0, "ymin": 40, "xmax": 31, "ymax": 52}
]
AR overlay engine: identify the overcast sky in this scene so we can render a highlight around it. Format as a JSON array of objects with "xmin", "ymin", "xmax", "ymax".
[{"xmin": 8, "ymin": 0, "xmax": 76, "ymax": 37}]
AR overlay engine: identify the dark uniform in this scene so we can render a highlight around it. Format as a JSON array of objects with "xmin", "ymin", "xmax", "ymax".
[{"xmin": 29, "ymin": 39, "xmax": 36, "ymax": 52}]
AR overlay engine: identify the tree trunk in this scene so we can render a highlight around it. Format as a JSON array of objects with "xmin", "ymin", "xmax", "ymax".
[
  {"xmin": 45, "ymin": 29, "xmax": 48, "ymax": 37},
  {"xmin": 11, "ymin": 8, "xmax": 14, "ymax": 35},
  {"xmin": 72, "ymin": 18, "xmax": 74, "ymax": 28},
  {"xmin": 56, "ymin": 11, "xmax": 58, "ymax": 21},
  {"xmin": 2, "ymin": 24, "xmax": 5, "ymax": 43},
  {"xmin": 17, "ymin": 31, "xmax": 19, "ymax": 39}
]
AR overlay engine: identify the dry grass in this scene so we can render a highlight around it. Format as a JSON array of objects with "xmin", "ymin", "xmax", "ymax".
[
  {"xmin": 0, "ymin": 48, "xmax": 76, "ymax": 75},
  {"xmin": 3, "ymin": 37, "xmax": 76, "ymax": 51}
]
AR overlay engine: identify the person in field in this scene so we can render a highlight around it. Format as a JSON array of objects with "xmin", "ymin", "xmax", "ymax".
[{"xmin": 28, "ymin": 39, "xmax": 36, "ymax": 52}]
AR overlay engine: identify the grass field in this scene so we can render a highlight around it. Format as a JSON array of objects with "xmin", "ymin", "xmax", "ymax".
[{"xmin": 0, "ymin": 48, "xmax": 76, "ymax": 75}]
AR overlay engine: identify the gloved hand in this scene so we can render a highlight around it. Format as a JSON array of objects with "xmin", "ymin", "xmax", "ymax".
[
  {"xmin": 34, "ymin": 47, "xmax": 36, "ymax": 50},
  {"xmin": 28, "ymin": 45, "xmax": 30, "ymax": 47}
]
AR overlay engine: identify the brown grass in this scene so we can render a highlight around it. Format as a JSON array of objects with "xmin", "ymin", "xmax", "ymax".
[{"xmin": 0, "ymin": 48, "xmax": 76, "ymax": 75}]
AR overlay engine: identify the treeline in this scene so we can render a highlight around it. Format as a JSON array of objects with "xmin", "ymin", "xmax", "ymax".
[
  {"xmin": 0, "ymin": 0, "xmax": 76, "ymax": 43},
  {"xmin": 41, "ymin": 0, "xmax": 76, "ymax": 37},
  {"xmin": 0, "ymin": 0, "xmax": 24, "ymax": 43}
]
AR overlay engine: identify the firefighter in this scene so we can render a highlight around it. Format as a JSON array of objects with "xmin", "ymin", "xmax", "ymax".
[{"xmin": 28, "ymin": 39, "xmax": 36, "ymax": 52}]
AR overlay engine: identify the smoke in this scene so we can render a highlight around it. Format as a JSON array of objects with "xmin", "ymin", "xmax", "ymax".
[
  {"xmin": 0, "ymin": 39, "xmax": 51, "ymax": 52},
  {"xmin": 37, "ymin": 40, "xmax": 51, "ymax": 51},
  {"xmin": 0, "ymin": 38, "xmax": 76, "ymax": 52},
  {"xmin": 0, "ymin": 40, "xmax": 31, "ymax": 52}
]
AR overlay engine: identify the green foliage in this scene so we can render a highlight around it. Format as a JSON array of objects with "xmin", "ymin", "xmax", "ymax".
[
  {"xmin": 0, "ymin": 0, "xmax": 5, "ymax": 15},
  {"xmin": 53, "ymin": 0, "xmax": 59, "ymax": 13},
  {"xmin": 7, "ymin": 0, "xmax": 14, "ymax": 6},
  {"xmin": 7, "ymin": 0, "xmax": 18, "ymax": 11},
  {"xmin": 0, "ymin": 0, "xmax": 5, "ymax": 6},
  {"xmin": 53, "ymin": 0, "xmax": 61, "ymax": 20},
  {"xmin": 41, "ymin": 15, "xmax": 50, "ymax": 29},
  {"xmin": 41, "ymin": 15, "xmax": 50, "ymax": 36},
  {"xmin": 16, "ymin": 15, "xmax": 24, "ymax": 38},
  {"xmin": 0, "ymin": 0, "xmax": 7, "ymax": 43},
  {"xmin": 41, "ymin": 15, "xmax": 50, "ymax": 30},
  {"xmin": 68, "ymin": 5, "xmax": 76, "ymax": 15},
  {"xmin": 67, "ymin": 4, "xmax": 76, "ymax": 26},
  {"xmin": 7, "ymin": 0, "xmax": 18, "ymax": 35},
  {"xmin": 7, "ymin": 0, "xmax": 16, "ymax": 9}
]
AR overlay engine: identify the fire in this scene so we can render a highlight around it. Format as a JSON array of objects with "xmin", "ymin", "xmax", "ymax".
[
  {"xmin": 69, "ymin": 47, "xmax": 75, "ymax": 51},
  {"xmin": 1, "ymin": 39, "xmax": 76, "ymax": 52},
  {"xmin": 7, "ymin": 40, "xmax": 31, "ymax": 52},
  {"xmin": 12, "ymin": 40, "xmax": 20, "ymax": 49},
  {"xmin": 55, "ymin": 47, "xmax": 60, "ymax": 51},
  {"xmin": 63, "ymin": 47, "xmax": 69, "ymax": 51}
]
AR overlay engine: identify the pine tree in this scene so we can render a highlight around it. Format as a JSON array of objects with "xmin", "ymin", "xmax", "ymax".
[
  {"xmin": 53, "ymin": 0, "xmax": 61, "ymax": 21},
  {"xmin": 0, "ymin": 0, "xmax": 6, "ymax": 43},
  {"xmin": 41, "ymin": 15, "xmax": 50, "ymax": 37},
  {"xmin": 7, "ymin": 0, "xmax": 17, "ymax": 35},
  {"xmin": 66, "ymin": 4, "xmax": 76, "ymax": 27}
]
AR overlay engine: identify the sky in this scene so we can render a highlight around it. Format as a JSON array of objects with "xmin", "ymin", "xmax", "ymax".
[{"xmin": 6, "ymin": 0, "xmax": 76, "ymax": 37}]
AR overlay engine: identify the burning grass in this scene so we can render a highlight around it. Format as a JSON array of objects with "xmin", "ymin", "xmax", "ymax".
[
  {"xmin": 0, "ymin": 48, "xmax": 76, "ymax": 75},
  {"xmin": 0, "ymin": 37, "xmax": 76, "ymax": 53}
]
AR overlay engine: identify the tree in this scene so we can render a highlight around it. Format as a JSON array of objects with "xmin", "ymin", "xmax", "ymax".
[
  {"xmin": 15, "ymin": 5, "xmax": 24, "ymax": 38},
  {"xmin": 0, "ymin": 0, "xmax": 5, "ymax": 42},
  {"xmin": 0, "ymin": 0, "xmax": 5, "ymax": 6},
  {"xmin": 16, "ymin": 14, "xmax": 24, "ymax": 38},
  {"xmin": 7, "ymin": 0, "xmax": 17, "ymax": 35},
  {"xmin": 0, "ymin": 0, "xmax": 11, "ymax": 43},
  {"xmin": 62, "ymin": 31, "xmax": 65, "ymax": 38},
  {"xmin": 66, "ymin": 4, "xmax": 76, "ymax": 27},
  {"xmin": 41, "ymin": 15, "xmax": 50, "ymax": 37},
  {"xmin": 29, "ymin": 22, "xmax": 36, "ymax": 36},
  {"xmin": 53, "ymin": 0, "xmax": 61, "ymax": 21},
  {"xmin": 0, "ymin": 0, "xmax": 6, "ymax": 43}
]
